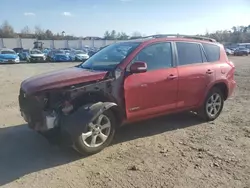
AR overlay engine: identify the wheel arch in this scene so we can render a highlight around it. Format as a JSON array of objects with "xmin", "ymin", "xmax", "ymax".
[
  {"xmin": 71, "ymin": 91, "xmax": 124, "ymax": 126},
  {"xmin": 212, "ymin": 82, "xmax": 229, "ymax": 100},
  {"xmin": 205, "ymin": 81, "xmax": 229, "ymax": 101}
]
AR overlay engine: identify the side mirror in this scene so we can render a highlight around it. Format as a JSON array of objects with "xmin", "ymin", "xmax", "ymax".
[{"xmin": 130, "ymin": 61, "xmax": 147, "ymax": 73}]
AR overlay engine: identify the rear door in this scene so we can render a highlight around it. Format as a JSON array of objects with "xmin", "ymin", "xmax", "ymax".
[
  {"xmin": 202, "ymin": 42, "xmax": 221, "ymax": 82},
  {"xmin": 175, "ymin": 42, "xmax": 214, "ymax": 108},
  {"xmin": 124, "ymin": 42, "xmax": 178, "ymax": 120}
]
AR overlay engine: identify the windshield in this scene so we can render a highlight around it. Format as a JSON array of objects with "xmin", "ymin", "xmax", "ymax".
[
  {"xmin": 1, "ymin": 50, "xmax": 16, "ymax": 54},
  {"xmin": 30, "ymin": 50, "xmax": 42, "ymax": 54},
  {"xmin": 54, "ymin": 50, "xmax": 65, "ymax": 54},
  {"xmin": 13, "ymin": 48, "xmax": 22, "ymax": 53},
  {"xmin": 80, "ymin": 42, "xmax": 140, "ymax": 71},
  {"xmin": 75, "ymin": 50, "xmax": 87, "ymax": 54}
]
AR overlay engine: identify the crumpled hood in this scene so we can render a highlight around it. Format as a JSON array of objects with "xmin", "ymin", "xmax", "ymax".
[
  {"xmin": 0, "ymin": 54, "xmax": 18, "ymax": 59},
  {"xmin": 21, "ymin": 67, "xmax": 108, "ymax": 94}
]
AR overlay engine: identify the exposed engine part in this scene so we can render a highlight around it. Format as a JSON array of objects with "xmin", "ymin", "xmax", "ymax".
[
  {"xmin": 45, "ymin": 111, "xmax": 58, "ymax": 130},
  {"xmin": 62, "ymin": 101, "xmax": 74, "ymax": 115}
]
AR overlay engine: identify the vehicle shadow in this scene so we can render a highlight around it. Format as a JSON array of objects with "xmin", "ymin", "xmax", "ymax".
[
  {"xmin": 0, "ymin": 112, "xmax": 202, "ymax": 186},
  {"xmin": 113, "ymin": 112, "xmax": 202, "ymax": 144},
  {"xmin": 0, "ymin": 125, "xmax": 81, "ymax": 186}
]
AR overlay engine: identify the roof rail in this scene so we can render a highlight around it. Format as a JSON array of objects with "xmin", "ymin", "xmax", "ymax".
[{"xmin": 131, "ymin": 34, "xmax": 217, "ymax": 42}]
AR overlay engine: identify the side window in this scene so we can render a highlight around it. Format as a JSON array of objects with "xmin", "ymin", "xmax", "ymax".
[
  {"xmin": 202, "ymin": 43, "xmax": 220, "ymax": 62},
  {"xmin": 176, "ymin": 42, "xmax": 203, "ymax": 66},
  {"xmin": 133, "ymin": 42, "xmax": 172, "ymax": 71}
]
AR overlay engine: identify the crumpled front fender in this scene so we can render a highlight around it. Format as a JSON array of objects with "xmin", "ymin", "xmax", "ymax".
[{"xmin": 60, "ymin": 102, "xmax": 117, "ymax": 145}]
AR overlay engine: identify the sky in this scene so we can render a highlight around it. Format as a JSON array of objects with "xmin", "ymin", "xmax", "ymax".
[{"xmin": 0, "ymin": 0, "xmax": 250, "ymax": 37}]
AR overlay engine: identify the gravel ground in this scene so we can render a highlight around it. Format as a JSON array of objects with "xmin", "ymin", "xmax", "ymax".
[{"xmin": 0, "ymin": 57, "xmax": 249, "ymax": 188}]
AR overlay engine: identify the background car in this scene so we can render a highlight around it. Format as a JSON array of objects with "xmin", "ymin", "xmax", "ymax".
[
  {"xmin": 27, "ymin": 49, "xmax": 47, "ymax": 63},
  {"xmin": 238, "ymin": 47, "xmax": 250, "ymax": 54},
  {"xmin": 61, "ymin": 48, "xmax": 71, "ymax": 51},
  {"xmin": 0, "ymin": 48, "xmax": 20, "ymax": 64},
  {"xmin": 70, "ymin": 49, "xmax": 89, "ymax": 61},
  {"xmin": 13, "ymin": 47, "xmax": 23, "ymax": 55},
  {"xmin": 42, "ymin": 48, "xmax": 51, "ymax": 56},
  {"xmin": 47, "ymin": 50, "xmax": 72, "ymax": 62},
  {"xmin": 18, "ymin": 49, "xmax": 30, "ymax": 61},
  {"xmin": 234, "ymin": 48, "xmax": 249, "ymax": 56},
  {"xmin": 62, "ymin": 49, "xmax": 71, "ymax": 56},
  {"xmin": 225, "ymin": 48, "xmax": 234, "ymax": 55},
  {"xmin": 88, "ymin": 50, "xmax": 97, "ymax": 57}
]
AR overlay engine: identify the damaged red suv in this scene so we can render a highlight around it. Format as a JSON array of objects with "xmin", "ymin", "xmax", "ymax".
[{"xmin": 19, "ymin": 35, "xmax": 236, "ymax": 155}]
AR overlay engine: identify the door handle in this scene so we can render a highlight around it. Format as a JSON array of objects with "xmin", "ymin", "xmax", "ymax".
[
  {"xmin": 167, "ymin": 74, "xmax": 178, "ymax": 80},
  {"xmin": 206, "ymin": 69, "xmax": 214, "ymax": 74}
]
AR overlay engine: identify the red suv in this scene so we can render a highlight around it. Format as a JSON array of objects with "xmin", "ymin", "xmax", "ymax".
[{"xmin": 19, "ymin": 35, "xmax": 236, "ymax": 155}]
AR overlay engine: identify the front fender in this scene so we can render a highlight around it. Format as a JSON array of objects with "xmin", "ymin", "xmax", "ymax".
[{"xmin": 60, "ymin": 102, "xmax": 117, "ymax": 145}]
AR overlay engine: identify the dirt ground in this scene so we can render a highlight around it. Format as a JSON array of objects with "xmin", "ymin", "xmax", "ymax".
[{"xmin": 0, "ymin": 57, "xmax": 249, "ymax": 188}]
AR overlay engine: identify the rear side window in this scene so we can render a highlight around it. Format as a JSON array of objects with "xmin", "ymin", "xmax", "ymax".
[
  {"xmin": 202, "ymin": 43, "xmax": 220, "ymax": 62},
  {"xmin": 176, "ymin": 42, "xmax": 203, "ymax": 66}
]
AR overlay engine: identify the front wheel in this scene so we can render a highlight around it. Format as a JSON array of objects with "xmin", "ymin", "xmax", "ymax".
[
  {"xmin": 198, "ymin": 87, "xmax": 224, "ymax": 121},
  {"xmin": 74, "ymin": 110, "xmax": 116, "ymax": 155}
]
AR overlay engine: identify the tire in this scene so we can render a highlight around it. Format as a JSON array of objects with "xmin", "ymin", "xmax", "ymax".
[
  {"xmin": 74, "ymin": 110, "xmax": 116, "ymax": 155},
  {"xmin": 198, "ymin": 87, "xmax": 224, "ymax": 121}
]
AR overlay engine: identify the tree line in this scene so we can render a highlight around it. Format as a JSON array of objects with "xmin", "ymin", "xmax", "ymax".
[{"xmin": 1, "ymin": 20, "xmax": 250, "ymax": 43}]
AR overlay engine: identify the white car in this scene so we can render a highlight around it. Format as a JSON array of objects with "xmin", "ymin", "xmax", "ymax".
[
  {"xmin": 27, "ymin": 49, "xmax": 47, "ymax": 63},
  {"xmin": 225, "ymin": 48, "xmax": 234, "ymax": 55},
  {"xmin": 70, "ymin": 50, "xmax": 89, "ymax": 62}
]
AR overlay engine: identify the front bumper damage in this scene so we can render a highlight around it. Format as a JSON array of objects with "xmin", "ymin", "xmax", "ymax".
[{"xmin": 20, "ymin": 101, "xmax": 118, "ymax": 146}]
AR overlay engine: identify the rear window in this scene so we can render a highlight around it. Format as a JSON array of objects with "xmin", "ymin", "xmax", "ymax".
[
  {"xmin": 1, "ymin": 50, "xmax": 16, "ymax": 54},
  {"xmin": 202, "ymin": 43, "xmax": 220, "ymax": 62}
]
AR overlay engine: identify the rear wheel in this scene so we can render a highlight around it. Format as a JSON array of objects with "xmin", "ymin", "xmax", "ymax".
[
  {"xmin": 198, "ymin": 87, "xmax": 224, "ymax": 121},
  {"xmin": 74, "ymin": 110, "xmax": 116, "ymax": 155}
]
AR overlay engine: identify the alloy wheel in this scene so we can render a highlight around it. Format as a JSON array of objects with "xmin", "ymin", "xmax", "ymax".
[
  {"xmin": 81, "ymin": 114, "xmax": 111, "ymax": 148},
  {"xmin": 206, "ymin": 93, "xmax": 222, "ymax": 117}
]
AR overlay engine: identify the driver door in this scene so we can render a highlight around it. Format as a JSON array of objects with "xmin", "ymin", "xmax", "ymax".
[{"xmin": 124, "ymin": 42, "xmax": 178, "ymax": 121}]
